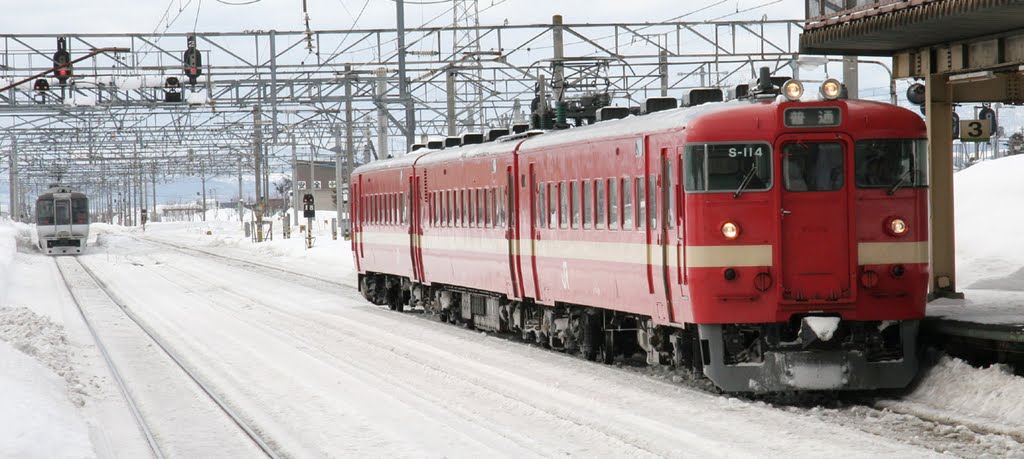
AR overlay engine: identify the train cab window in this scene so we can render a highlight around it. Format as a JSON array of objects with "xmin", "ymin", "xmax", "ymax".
[
  {"xmin": 636, "ymin": 178, "xmax": 646, "ymax": 230},
  {"xmin": 608, "ymin": 179, "xmax": 617, "ymax": 231},
  {"xmin": 537, "ymin": 183, "xmax": 546, "ymax": 228},
  {"xmin": 570, "ymin": 181, "xmax": 580, "ymax": 229},
  {"xmin": 72, "ymin": 198, "xmax": 88, "ymax": 224},
  {"xmin": 855, "ymin": 139, "xmax": 928, "ymax": 189},
  {"xmin": 783, "ymin": 142, "xmax": 844, "ymax": 192},
  {"xmin": 623, "ymin": 178, "xmax": 633, "ymax": 230},
  {"xmin": 595, "ymin": 179, "xmax": 606, "ymax": 230},
  {"xmin": 684, "ymin": 143, "xmax": 772, "ymax": 193},
  {"xmin": 36, "ymin": 200, "xmax": 54, "ymax": 225},
  {"xmin": 583, "ymin": 180, "xmax": 592, "ymax": 229}
]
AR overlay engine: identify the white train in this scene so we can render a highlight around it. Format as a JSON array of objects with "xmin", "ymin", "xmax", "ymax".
[{"xmin": 36, "ymin": 184, "xmax": 90, "ymax": 255}]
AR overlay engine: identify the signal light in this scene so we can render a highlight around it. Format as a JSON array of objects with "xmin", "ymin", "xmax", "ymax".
[
  {"xmin": 183, "ymin": 35, "xmax": 203, "ymax": 85},
  {"xmin": 906, "ymin": 83, "xmax": 926, "ymax": 105},
  {"xmin": 53, "ymin": 37, "xmax": 72, "ymax": 85},
  {"xmin": 33, "ymin": 79, "xmax": 50, "ymax": 91}
]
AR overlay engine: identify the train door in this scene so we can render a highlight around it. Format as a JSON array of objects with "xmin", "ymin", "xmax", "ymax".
[
  {"xmin": 409, "ymin": 173, "xmax": 424, "ymax": 282},
  {"xmin": 55, "ymin": 198, "xmax": 72, "ymax": 233},
  {"xmin": 505, "ymin": 165, "xmax": 520, "ymax": 298},
  {"xmin": 776, "ymin": 133, "xmax": 856, "ymax": 303},
  {"xmin": 527, "ymin": 163, "xmax": 541, "ymax": 300},
  {"xmin": 645, "ymin": 137, "xmax": 674, "ymax": 323},
  {"xmin": 354, "ymin": 176, "xmax": 365, "ymax": 267}
]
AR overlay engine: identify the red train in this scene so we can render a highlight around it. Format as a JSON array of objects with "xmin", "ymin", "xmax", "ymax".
[{"xmin": 351, "ymin": 73, "xmax": 929, "ymax": 392}]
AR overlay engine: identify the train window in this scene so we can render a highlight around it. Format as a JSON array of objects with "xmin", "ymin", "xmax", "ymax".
[
  {"xmin": 608, "ymin": 179, "xmax": 618, "ymax": 230},
  {"xmin": 570, "ymin": 181, "xmax": 580, "ymax": 230},
  {"xmin": 684, "ymin": 143, "xmax": 773, "ymax": 192},
  {"xmin": 666, "ymin": 159, "xmax": 675, "ymax": 229},
  {"xmin": 548, "ymin": 183, "xmax": 557, "ymax": 228},
  {"xmin": 649, "ymin": 176, "xmax": 658, "ymax": 230},
  {"xmin": 446, "ymin": 190, "xmax": 452, "ymax": 227},
  {"xmin": 401, "ymin": 192, "xmax": 407, "ymax": 224},
  {"xmin": 72, "ymin": 198, "xmax": 88, "ymax": 224},
  {"xmin": 490, "ymin": 188, "xmax": 497, "ymax": 228},
  {"xmin": 36, "ymin": 200, "xmax": 54, "ymax": 225},
  {"xmin": 623, "ymin": 178, "xmax": 633, "ymax": 230},
  {"xmin": 537, "ymin": 183, "xmax": 546, "ymax": 228},
  {"xmin": 583, "ymin": 181, "xmax": 592, "ymax": 229},
  {"xmin": 500, "ymin": 186, "xmax": 508, "ymax": 228},
  {"xmin": 477, "ymin": 188, "xmax": 485, "ymax": 228},
  {"xmin": 596, "ymin": 179, "xmax": 606, "ymax": 229},
  {"xmin": 467, "ymin": 189, "xmax": 475, "ymax": 228},
  {"xmin": 855, "ymin": 139, "xmax": 928, "ymax": 189},
  {"xmin": 783, "ymin": 142, "xmax": 844, "ymax": 192},
  {"xmin": 636, "ymin": 178, "xmax": 646, "ymax": 230},
  {"xmin": 559, "ymin": 182, "xmax": 569, "ymax": 229}
]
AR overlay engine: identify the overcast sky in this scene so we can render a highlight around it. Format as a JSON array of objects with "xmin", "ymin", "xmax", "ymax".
[{"xmin": 1, "ymin": 1, "xmax": 799, "ymax": 34}]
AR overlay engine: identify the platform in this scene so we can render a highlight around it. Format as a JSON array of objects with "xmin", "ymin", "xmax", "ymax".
[{"xmin": 924, "ymin": 289, "xmax": 1024, "ymax": 374}]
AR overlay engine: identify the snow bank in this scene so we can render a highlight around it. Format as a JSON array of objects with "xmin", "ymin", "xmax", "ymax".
[
  {"xmin": 954, "ymin": 154, "xmax": 1024, "ymax": 288},
  {"xmin": 0, "ymin": 342, "xmax": 95, "ymax": 458}
]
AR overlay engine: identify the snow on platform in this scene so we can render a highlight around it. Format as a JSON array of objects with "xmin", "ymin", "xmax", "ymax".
[{"xmin": 926, "ymin": 154, "xmax": 1024, "ymax": 326}]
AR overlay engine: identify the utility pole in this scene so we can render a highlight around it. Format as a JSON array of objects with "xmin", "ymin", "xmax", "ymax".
[
  {"xmin": 446, "ymin": 70, "xmax": 458, "ymax": 136},
  {"xmin": 552, "ymin": 15, "xmax": 565, "ymax": 104},
  {"xmin": 335, "ymin": 123, "xmax": 344, "ymax": 238},
  {"xmin": 842, "ymin": 56, "xmax": 859, "ymax": 99},
  {"xmin": 659, "ymin": 50, "xmax": 669, "ymax": 97},
  {"xmin": 291, "ymin": 134, "xmax": 299, "ymax": 226},
  {"xmin": 8, "ymin": 137, "xmax": 18, "ymax": 221},
  {"xmin": 344, "ymin": 66, "xmax": 355, "ymax": 235},
  {"xmin": 237, "ymin": 152, "xmax": 243, "ymax": 226},
  {"xmin": 396, "ymin": 0, "xmax": 416, "ymax": 152},
  {"xmin": 376, "ymin": 67, "xmax": 388, "ymax": 159},
  {"xmin": 253, "ymin": 105, "xmax": 264, "ymax": 241}
]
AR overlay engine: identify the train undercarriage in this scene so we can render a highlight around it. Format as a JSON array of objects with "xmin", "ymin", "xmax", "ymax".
[{"xmin": 358, "ymin": 272, "xmax": 919, "ymax": 392}]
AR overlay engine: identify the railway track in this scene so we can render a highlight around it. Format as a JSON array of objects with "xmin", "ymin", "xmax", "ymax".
[
  {"xmin": 131, "ymin": 235, "xmax": 1024, "ymax": 456},
  {"xmin": 55, "ymin": 255, "xmax": 281, "ymax": 458}
]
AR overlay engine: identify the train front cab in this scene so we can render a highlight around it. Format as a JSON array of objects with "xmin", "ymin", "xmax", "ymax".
[
  {"xmin": 36, "ymin": 192, "xmax": 89, "ymax": 255},
  {"xmin": 684, "ymin": 99, "xmax": 929, "ymax": 392}
]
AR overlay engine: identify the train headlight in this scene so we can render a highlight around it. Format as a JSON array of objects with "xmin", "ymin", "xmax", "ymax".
[
  {"xmin": 820, "ymin": 79, "xmax": 842, "ymax": 100},
  {"xmin": 721, "ymin": 221, "xmax": 740, "ymax": 240},
  {"xmin": 886, "ymin": 217, "xmax": 908, "ymax": 237},
  {"xmin": 782, "ymin": 79, "xmax": 804, "ymax": 101}
]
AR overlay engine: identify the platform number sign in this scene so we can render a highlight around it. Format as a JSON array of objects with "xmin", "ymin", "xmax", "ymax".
[{"xmin": 960, "ymin": 119, "xmax": 991, "ymax": 142}]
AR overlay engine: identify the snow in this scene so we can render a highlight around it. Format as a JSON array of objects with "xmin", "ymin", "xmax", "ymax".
[
  {"xmin": 802, "ymin": 316, "xmax": 841, "ymax": 341},
  {"xmin": 1, "ymin": 154, "xmax": 1024, "ymax": 456}
]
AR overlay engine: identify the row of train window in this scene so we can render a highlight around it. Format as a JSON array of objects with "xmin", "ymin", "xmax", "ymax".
[
  {"xmin": 362, "ymin": 192, "xmax": 409, "ymax": 226},
  {"xmin": 428, "ymin": 187, "xmax": 509, "ymax": 229},
  {"xmin": 535, "ymin": 174, "xmax": 675, "ymax": 231}
]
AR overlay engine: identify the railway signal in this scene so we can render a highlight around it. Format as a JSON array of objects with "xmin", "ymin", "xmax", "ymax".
[
  {"xmin": 53, "ymin": 37, "xmax": 72, "ymax": 85},
  {"xmin": 183, "ymin": 35, "xmax": 202, "ymax": 86}
]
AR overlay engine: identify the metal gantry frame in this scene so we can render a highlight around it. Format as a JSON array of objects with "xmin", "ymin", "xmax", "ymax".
[{"xmin": 1, "ymin": 18, "xmax": 804, "ymax": 223}]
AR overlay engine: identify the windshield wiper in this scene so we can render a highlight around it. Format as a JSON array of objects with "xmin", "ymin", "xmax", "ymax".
[
  {"xmin": 887, "ymin": 169, "xmax": 912, "ymax": 195},
  {"xmin": 733, "ymin": 165, "xmax": 758, "ymax": 199}
]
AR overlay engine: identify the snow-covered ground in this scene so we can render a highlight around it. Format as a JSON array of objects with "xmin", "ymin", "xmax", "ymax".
[{"xmin": 1, "ymin": 155, "xmax": 1024, "ymax": 457}]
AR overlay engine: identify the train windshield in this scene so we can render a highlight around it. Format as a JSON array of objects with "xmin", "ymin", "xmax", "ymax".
[
  {"xmin": 72, "ymin": 198, "xmax": 89, "ymax": 224},
  {"xmin": 36, "ymin": 200, "xmax": 54, "ymax": 225},
  {"xmin": 684, "ymin": 143, "xmax": 772, "ymax": 193},
  {"xmin": 855, "ymin": 139, "xmax": 928, "ymax": 189}
]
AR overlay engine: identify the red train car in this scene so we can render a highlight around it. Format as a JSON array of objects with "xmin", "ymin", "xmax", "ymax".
[{"xmin": 351, "ymin": 74, "xmax": 929, "ymax": 392}]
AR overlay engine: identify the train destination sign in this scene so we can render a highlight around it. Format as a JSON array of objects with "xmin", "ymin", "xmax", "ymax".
[{"xmin": 783, "ymin": 107, "xmax": 841, "ymax": 128}]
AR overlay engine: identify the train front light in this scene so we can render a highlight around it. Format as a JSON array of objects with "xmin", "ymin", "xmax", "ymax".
[
  {"xmin": 886, "ymin": 217, "xmax": 908, "ymax": 237},
  {"xmin": 820, "ymin": 79, "xmax": 842, "ymax": 100},
  {"xmin": 782, "ymin": 79, "xmax": 804, "ymax": 101},
  {"xmin": 722, "ymin": 221, "xmax": 740, "ymax": 240}
]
